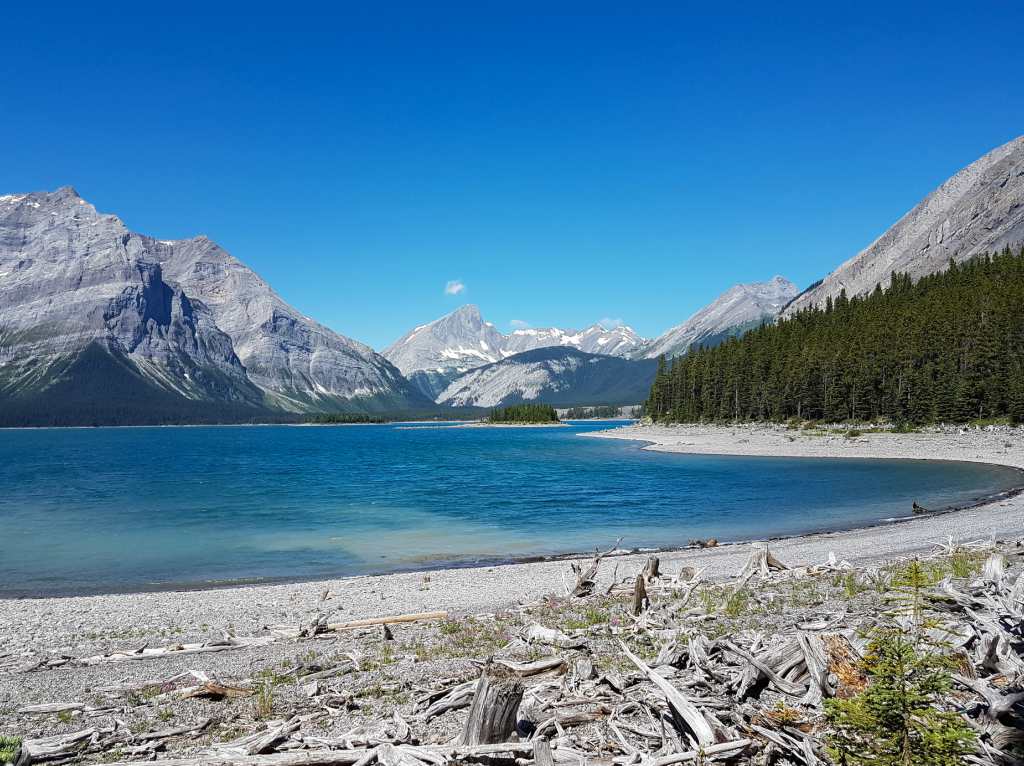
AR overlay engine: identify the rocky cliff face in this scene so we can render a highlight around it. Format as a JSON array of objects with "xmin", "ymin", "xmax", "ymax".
[
  {"xmin": 784, "ymin": 135, "xmax": 1024, "ymax": 316},
  {"xmin": 639, "ymin": 276, "xmax": 797, "ymax": 359},
  {"xmin": 147, "ymin": 234, "xmax": 419, "ymax": 410},
  {"xmin": 0, "ymin": 188, "xmax": 425, "ymax": 423},
  {"xmin": 436, "ymin": 347, "xmax": 657, "ymax": 408},
  {"xmin": 383, "ymin": 305, "xmax": 646, "ymax": 399}
]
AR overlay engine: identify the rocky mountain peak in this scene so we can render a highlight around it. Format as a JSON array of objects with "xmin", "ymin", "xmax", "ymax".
[
  {"xmin": 783, "ymin": 135, "xmax": 1024, "ymax": 316},
  {"xmin": 640, "ymin": 277, "xmax": 798, "ymax": 359},
  {"xmin": 0, "ymin": 187, "xmax": 428, "ymax": 422}
]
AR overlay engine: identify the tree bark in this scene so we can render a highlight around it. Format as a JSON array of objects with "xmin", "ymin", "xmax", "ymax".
[{"xmin": 459, "ymin": 662, "xmax": 523, "ymax": 746}]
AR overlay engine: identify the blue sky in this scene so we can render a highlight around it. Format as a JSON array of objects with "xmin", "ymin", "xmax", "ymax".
[{"xmin": 5, "ymin": 2, "xmax": 1023, "ymax": 349}]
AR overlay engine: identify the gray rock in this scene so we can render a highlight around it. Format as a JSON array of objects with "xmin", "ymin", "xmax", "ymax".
[
  {"xmin": 436, "ymin": 347, "xmax": 657, "ymax": 408},
  {"xmin": 383, "ymin": 305, "xmax": 646, "ymax": 398},
  {"xmin": 784, "ymin": 135, "xmax": 1024, "ymax": 316},
  {"xmin": 638, "ymin": 276, "xmax": 797, "ymax": 359},
  {"xmin": 0, "ymin": 188, "xmax": 424, "ymax": 420}
]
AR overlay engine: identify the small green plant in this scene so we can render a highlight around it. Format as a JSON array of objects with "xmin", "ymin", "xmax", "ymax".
[
  {"xmin": 0, "ymin": 736, "xmax": 22, "ymax": 765},
  {"xmin": 156, "ymin": 708, "xmax": 174, "ymax": 722},
  {"xmin": 825, "ymin": 627, "xmax": 976, "ymax": 765},
  {"xmin": 438, "ymin": 620, "xmax": 462, "ymax": 636},
  {"xmin": 254, "ymin": 680, "xmax": 275, "ymax": 719},
  {"xmin": 57, "ymin": 709, "xmax": 74, "ymax": 724},
  {"xmin": 844, "ymin": 428, "xmax": 863, "ymax": 438},
  {"xmin": 949, "ymin": 551, "xmax": 984, "ymax": 579},
  {"xmin": 723, "ymin": 587, "xmax": 751, "ymax": 617},
  {"xmin": 835, "ymin": 571, "xmax": 869, "ymax": 599}
]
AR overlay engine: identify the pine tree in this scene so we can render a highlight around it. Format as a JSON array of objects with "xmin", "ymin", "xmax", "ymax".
[{"xmin": 644, "ymin": 249, "xmax": 1024, "ymax": 426}]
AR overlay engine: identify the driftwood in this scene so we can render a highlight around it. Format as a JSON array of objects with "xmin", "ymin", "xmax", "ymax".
[
  {"xmin": 532, "ymin": 739, "xmax": 554, "ymax": 766},
  {"xmin": 567, "ymin": 538, "xmax": 622, "ymax": 597},
  {"xmin": 493, "ymin": 656, "xmax": 566, "ymax": 677},
  {"xmin": 272, "ymin": 612, "xmax": 449, "ymax": 638},
  {"xmin": 618, "ymin": 640, "xmax": 716, "ymax": 747},
  {"xmin": 459, "ymin": 662, "xmax": 524, "ymax": 745},
  {"xmin": 14, "ymin": 537, "xmax": 1024, "ymax": 766},
  {"xmin": 523, "ymin": 623, "xmax": 584, "ymax": 649},
  {"xmin": 74, "ymin": 636, "xmax": 277, "ymax": 666},
  {"xmin": 22, "ymin": 728, "xmax": 98, "ymax": 762},
  {"xmin": 99, "ymin": 742, "xmax": 562, "ymax": 766},
  {"xmin": 737, "ymin": 544, "xmax": 789, "ymax": 583}
]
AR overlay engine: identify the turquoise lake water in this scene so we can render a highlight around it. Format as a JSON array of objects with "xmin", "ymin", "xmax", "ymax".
[{"xmin": 0, "ymin": 421, "xmax": 1020, "ymax": 597}]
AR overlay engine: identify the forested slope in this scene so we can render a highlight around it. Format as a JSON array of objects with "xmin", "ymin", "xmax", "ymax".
[{"xmin": 645, "ymin": 248, "xmax": 1024, "ymax": 424}]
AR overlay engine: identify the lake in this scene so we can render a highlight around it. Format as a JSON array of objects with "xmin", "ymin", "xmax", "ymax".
[{"xmin": 0, "ymin": 421, "xmax": 1019, "ymax": 596}]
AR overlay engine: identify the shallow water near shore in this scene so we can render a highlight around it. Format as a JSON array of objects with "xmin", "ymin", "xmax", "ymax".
[{"xmin": 1, "ymin": 421, "xmax": 1020, "ymax": 597}]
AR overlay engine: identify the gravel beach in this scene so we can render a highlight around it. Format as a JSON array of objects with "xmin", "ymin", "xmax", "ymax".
[{"xmin": 2, "ymin": 423, "xmax": 1023, "ymax": 751}]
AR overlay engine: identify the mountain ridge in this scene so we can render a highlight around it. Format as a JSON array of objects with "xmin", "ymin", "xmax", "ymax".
[
  {"xmin": 783, "ymin": 135, "xmax": 1024, "ymax": 315},
  {"xmin": 639, "ymin": 276, "xmax": 798, "ymax": 359},
  {"xmin": 383, "ymin": 304, "xmax": 646, "ymax": 399},
  {"xmin": 435, "ymin": 346, "xmax": 658, "ymax": 408},
  {"xmin": 0, "ymin": 188, "xmax": 429, "ymax": 424}
]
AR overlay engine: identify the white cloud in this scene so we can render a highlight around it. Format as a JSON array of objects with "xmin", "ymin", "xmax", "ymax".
[
  {"xmin": 597, "ymin": 317, "xmax": 625, "ymax": 330},
  {"xmin": 509, "ymin": 319, "xmax": 530, "ymax": 329},
  {"xmin": 444, "ymin": 280, "xmax": 465, "ymax": 296}
]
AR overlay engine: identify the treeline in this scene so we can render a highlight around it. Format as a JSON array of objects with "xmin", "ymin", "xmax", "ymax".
[
  {"xmin": 306, "ymin": 413, "xmax": 387, "ymax": 424},
  {"xmin": 563, "ymin": 405, "xmax": 623, "ymax": 419},
  {"xmin": 646, "ymin": 247, "xmax": 1024, "ymax": 425},
  {"xmin": 487, "ymin": 404, "xmax": 560, "ymax": 423}
]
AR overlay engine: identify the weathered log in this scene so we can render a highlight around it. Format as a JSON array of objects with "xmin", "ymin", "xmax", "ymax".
[
  {"xmin": 79, "ymin": 637, "xmax": 276, "ymax": 666},
  {"xmin": 138, "ymin": 718, "xmax": 212, "ymax": 742},
  {"xmin": 100, "ymin": 742, "xmax": 556, "ymax": 766},
  {"xmin": 460, "ymin": 662, "xmax": 524, "ymax": 746},
  {"xmin": 271, "ymin": 612, "xmax": 448, "ymax": 637},
  {"xmin": 617, "ymin": 640, "xmax": 715, "ymax": 747},
  {"xmin": 493, "ymin": 656, "xmax": 566, "ymax": 677},
  {"xmin": 16, "ymin": 702, "xmax": 85, "ymax": 715},
  {"xmin": 723, "ymin": 640, "xmax": 806, "ymax": 697},
  {"xmin": 532, "ymin": 739, "xmax": 554, "ymax": 766},
  {"xmin": 569, "ymin": 538, "xmax": 621, "ymax": 597},
  {"xmin": 22, "ymin": 728, "xmax": 97, "ymax": 763},
  {"xmin": 797, "ymin": 633, "xmax": 833, "ymax": 706},
  {"xmin": 246, "ymin": 718, "xmax": 301, "ymax": 756},
  {"xmin": 643, "ymin": 739, "xmax": 752, "ymax": 766},
  {"xmin": 523, "ymin": 623, "xmax": 583, "ymax": 649}
]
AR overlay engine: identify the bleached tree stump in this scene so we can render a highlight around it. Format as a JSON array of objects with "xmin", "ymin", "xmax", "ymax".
[{"xmin": 460, "ymin": 662, "xmax": 523, "ymax": 745}]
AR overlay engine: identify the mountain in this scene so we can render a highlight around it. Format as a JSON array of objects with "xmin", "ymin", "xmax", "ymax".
[
  {"xmin": 638, "ymin": 276, "xmax": 798, "ymax": 359},
  {"xmin": 435, "ymin": 347, "xmax": 658, "ymax": 408},
  {"xmin": 784, "ymin": 135, "xmax": 1024, "ymax": 316},
  {"xmin": 383, "ymin": 305, "xmax": 646, "ymax": 399},
  {"xmin": 503, "ymin": 324, "xmax": 644, "ymax": 357},
  {"xmin": 381, "ymin": 305, "xmax": 507, "ymax": 399},
  {"xmin": 0, "ymin": 188, "xmax": 426, "ymax": 425}
]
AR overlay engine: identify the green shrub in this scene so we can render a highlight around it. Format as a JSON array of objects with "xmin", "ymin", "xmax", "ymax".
[
  {"xmin": 0, "ymin": 737, "xmax": 22, "ymax": 765},
  {"xmin": 825, "ymin": 627, "xmax": 976, "ymax": 765}
]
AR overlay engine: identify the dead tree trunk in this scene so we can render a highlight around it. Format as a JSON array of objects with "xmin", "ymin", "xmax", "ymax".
[
  {"xmin": 643, "ymin": 555, "xmax": 661, "ymax": 582},
  {"xmin": 633, "ymin": 574, "xmax": 649, "ymax": 615},
  {"xmin": 460, "ymin": 662, "xmax": 523, "ymax": 746},
  {"xmin": 533, "ymin": 739, "xmax": 554, "ymax": 766}
]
